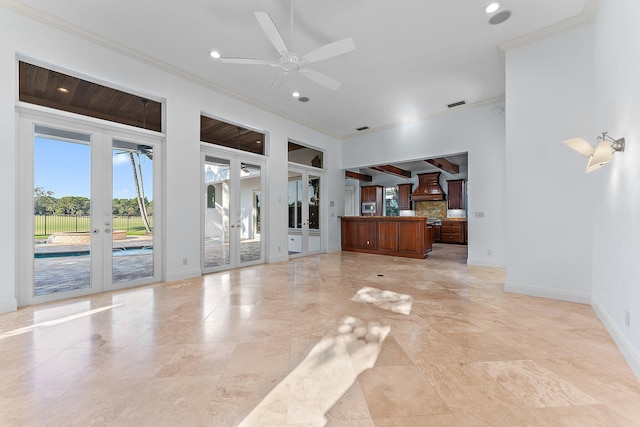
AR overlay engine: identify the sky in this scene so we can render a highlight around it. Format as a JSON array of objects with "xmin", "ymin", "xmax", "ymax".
[{"xmin": 34, "ymin": 137, "xmax": 153, "ymax": 200}]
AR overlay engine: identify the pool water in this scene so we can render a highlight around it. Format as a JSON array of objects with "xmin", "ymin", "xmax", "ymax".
[{"xmin": 35, "ymin": 246, "xmax": 153, "ymax": 258}]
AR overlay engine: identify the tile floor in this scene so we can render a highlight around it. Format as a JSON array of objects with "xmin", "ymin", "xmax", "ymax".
[{"xmin": 1, "ymin": 244, "xmax": 639, "ymax": 426}]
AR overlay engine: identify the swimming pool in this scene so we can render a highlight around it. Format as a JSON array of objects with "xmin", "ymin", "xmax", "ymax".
[{"xmin": 35, "ymin": 246, "xmax": 153, "ymax": 258}]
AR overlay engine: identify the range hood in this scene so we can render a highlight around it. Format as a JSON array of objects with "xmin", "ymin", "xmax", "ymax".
[{"xmin": 411, "ymin": 172, "xmax": 446, "ymax": 201}]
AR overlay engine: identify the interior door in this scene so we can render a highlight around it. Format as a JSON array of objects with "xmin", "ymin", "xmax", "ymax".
[
  {"xmin": 288, "ymin": 167, "xmax": 323, "ymax": 257},
  {"xmin": 202, "ymin": 150, "xmax": 264, "ymax": 272},
  {"xmin": 21, "ymin": 115, "xmax": 161, "ymax": 306}
]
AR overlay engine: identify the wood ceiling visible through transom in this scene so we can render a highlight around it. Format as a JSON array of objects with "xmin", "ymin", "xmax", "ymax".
[
  {"xmin": 200, "ymin": 116, "xmax": 265, "ymax": 155},
  {"xmin": 19, "ymin": 62, "xmax": 162, "ymax": 132}
]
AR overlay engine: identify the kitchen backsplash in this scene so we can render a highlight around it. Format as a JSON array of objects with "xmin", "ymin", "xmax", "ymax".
[{"xmin": 415, "ymin": 201, "xmax": 447, "ymax": 219}]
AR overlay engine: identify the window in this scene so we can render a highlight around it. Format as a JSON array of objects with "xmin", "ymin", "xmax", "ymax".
[
  {"xmin": 19, "ymin": 62, "xmax": 162, "ymax": 132},
  {"xmin": 288, "ymin": 179, "xmax": 303, "ymax": 228},
  {"xmin": 207, "ymin": 185, "xmax": 215, "ymax": 208},
  {"xmin": 288, "ymin": 141, "xmax": 323, "ymax": 168},
  {"xmin": 385, "ymin": 186, "xmax": 399, "ymax": 216},
  {"xmin": 200, "ymin": 116, "xmax": 265, "ymax": 155}
]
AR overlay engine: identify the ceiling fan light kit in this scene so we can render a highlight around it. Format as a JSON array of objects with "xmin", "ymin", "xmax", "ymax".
[{"xmin": 213, "ymin": 0, "xmax": 355, "ymax": 90}]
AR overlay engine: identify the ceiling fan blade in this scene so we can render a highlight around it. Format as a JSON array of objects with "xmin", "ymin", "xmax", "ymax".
[
  {"xmin": 302, "ymin": 38, "xmax": 355, "ymax": 64},
  {"xmin": 271, "ymin": 72, "xmax": 289, "ymax": 88},
  {"xmin": 219, "ymin": 57, "xmax": 276, "ymax": 66},
  {"xmin": 254, "ymin": 11, "xmax": 289, "ymax": 55},
  {"xmin": 300, "ymin": 68, "xmax": 341, "ymax": 90}
]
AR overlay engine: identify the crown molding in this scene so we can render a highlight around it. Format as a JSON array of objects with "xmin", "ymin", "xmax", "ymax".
[
  {"xmin": 341, "ymin": 96, "xmax": 505, "ymax": 141},
  {"xmin": 499, "ymin": 0, "xmax": 598, "ymax": 53},
  {"xmin": 1, "ymin": 0, "xmax": 596, "ymax": 141},
  {"xmin": 0, "ymin": 0, "xmax": 341, "ymax": 140}
]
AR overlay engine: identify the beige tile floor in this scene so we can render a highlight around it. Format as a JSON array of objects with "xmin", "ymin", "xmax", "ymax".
[{"xmin": 1, "ymin": 244, "xmax": 639, "ymax": 426}]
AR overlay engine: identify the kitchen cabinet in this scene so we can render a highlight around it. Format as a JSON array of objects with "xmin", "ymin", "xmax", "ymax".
[
  {"xmin": 446, "ymin": 179, "xmax": 465, "ymax": 210},
  {"xmin": 361, "ymin": 185, "xmax": 384, "ymax": 216},
  {"xmin": 341, "ymin": 216, "xmax": 430, "ymax": 259},
  {"xmin": 440, "ymin": 220, "xmax": 466, "ymax": 244},
  {"xmin": 397, "ymin": 183, "xmax": 413, "ymax": 210},
  {"xmin": 432, "ymin": 224, "xmax": 441, "ymax": 242},
  {"xmin": 464, "ymin": 221, "xmax": 468, "ymax": 243}
]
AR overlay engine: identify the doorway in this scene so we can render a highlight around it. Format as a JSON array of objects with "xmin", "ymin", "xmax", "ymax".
[
  {"xmin": 288, "ymin": 167, "xmax": 323, "ymax": 257},
  {"xmin": 19, "ymin": 113, "xmax": 162, "ymax": 306},
  {"xmin": 202, "ymin": 149, "xmax": 265, "ymax": 272}
]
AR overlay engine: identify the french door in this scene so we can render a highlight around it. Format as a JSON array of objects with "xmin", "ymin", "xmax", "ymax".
[
  {"xmin": 201, "ymin": 148, "xmax": 265, "ymax": 272},
  {"xmin": 288, "ymin": 166, "xmax": 323, "ymax": 257},
  {"xmin": 19, "ymin": 112, "xmax": 162, "ymax": 306}
]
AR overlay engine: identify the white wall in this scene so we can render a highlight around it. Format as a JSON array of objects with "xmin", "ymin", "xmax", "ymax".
[
  {"xmin": 342, "ymin": 103, "xmax": 506, "ymax": 268},
  {"xmin": 590, "ymin": 0, "xmax": 640, "ymax": 377},
  {"xmin": 504, "ymin": 24, "xmax": 596, "ymax": 303},
  {"xmin": 0, "ymin": 6, "xmax": 343, "ymax": 311}
]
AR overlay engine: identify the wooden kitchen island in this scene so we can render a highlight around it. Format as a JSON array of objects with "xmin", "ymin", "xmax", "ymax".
[{"xmin": 341, "ymin": 216, "xmax": 431, "ymax": 259}]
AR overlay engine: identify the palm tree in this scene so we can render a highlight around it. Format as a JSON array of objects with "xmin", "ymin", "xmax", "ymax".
[{"xmin": 129, "ymin": 150, "xmax": 152, "ymax": 234}]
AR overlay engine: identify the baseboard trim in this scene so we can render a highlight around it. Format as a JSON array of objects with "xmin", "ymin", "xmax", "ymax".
[
  {"xmin": 165, "ymin": 269, "xmax": 202, "ymax": 283},
  {"xmin": 466, "ymin": 258, "xmax": 505, "ymax": 269},
  {"xmin": 504, "ymin": 282, "xmax": 590, "ymax": 304},
  {"xmin": 0, "ymin": 297, "xmax": 18, "ymax": 314},
  {"xmin": 267, "ymin": 255, "xmax": 289, "ymax": 264},
  {"xmin": 592, "ymin": 298, "xmax": 640, "ymax": 380}
]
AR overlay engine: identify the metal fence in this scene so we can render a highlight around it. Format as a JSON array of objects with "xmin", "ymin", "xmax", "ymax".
[{"xmin": 34, "ymin": 215, "xmax": 153, "ymax": 236}]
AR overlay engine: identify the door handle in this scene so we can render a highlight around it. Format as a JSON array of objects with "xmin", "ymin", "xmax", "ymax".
[
  {"xmin": 92, "ymin": 229, "xmax": 100, "ymax": 234},
  {"xmin": 104, "ymin": 228, "xmax": 111, "ymax": 233}
]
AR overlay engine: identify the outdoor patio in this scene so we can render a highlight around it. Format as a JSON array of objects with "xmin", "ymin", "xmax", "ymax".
[{"xmin": 33, "ymin": 236, "xmax": 261, "ymax": 296}]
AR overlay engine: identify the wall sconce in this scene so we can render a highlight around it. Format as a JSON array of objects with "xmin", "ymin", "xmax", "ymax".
[{"xmin": 562, "ymin": 132, "xmax": 625, "ymax": 173}]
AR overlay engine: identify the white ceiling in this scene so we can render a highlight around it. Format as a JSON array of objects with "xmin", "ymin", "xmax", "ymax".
[{"xmin": 6, "ymin": 0, "xmax": 593, "ymax": 138}]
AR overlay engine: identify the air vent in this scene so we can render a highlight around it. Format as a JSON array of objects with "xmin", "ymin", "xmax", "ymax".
[
  {"xmin": 489, "ymin": 10, "xmax": 512, "ymax": 25},
  {"xmin": 447, "ymin": 100, "xmax": 466, "ymax": 108},
  {"xmin": 356, "ymin": 126, "xmax": 370, "ymax": 131}
]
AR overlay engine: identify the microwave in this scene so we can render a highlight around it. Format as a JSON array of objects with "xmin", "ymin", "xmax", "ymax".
[{"xmin": 361, "ymin": 202, "xmax": 376, "ymax": 214}]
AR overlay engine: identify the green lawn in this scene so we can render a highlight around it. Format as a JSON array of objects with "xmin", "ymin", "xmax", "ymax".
[{"xmin": 34, "ymin": 215, "xmax": 152, "ymax": 237}]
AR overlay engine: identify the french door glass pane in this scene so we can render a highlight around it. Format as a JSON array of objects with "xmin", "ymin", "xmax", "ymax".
[
  {"xmin": 204, "ymin": 157, "xmax": 231, "ymax": 268},
  {"xmin": 288, "ymin": 173, "xmax": 303, "ymax": 255},
  {"xmin": 33, "ymin": 132, "xmax": 92, "ymax": 296},
  {"xmin": 308, "ymin": 174, "xmax": 321, "ymax": 252},
  {"xmin": 239, "ymin": 163, "xmax": 261, "ymax": 263},
  {"xmin": 112, "ymin": 140, "xmax": 154, "ymax": 283}
]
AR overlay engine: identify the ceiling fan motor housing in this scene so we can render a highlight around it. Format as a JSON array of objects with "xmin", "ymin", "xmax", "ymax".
[{"xmin": 281, "ymin": 53, "xmax": 302, "ymax": 72}]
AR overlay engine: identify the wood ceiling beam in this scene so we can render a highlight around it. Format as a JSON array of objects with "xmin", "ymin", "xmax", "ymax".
[
  {"xmin": 425, "ymin": 158, "xmax": 459, "ymax": 174},
  {"xmin": 345, "ymin": 170, "xmax": 372, "ymax": 182},
  {"xmin": 370, "ymin": 165, "xmax": 411, "ymax": 178}
]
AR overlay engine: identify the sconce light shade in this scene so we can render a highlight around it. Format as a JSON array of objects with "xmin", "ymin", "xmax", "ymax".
[
  {"xmin": 585, "ymin": 157, "xmax": 605, "ymax": 174},
  {"xmin": 588, "ymin": 140, "xmax": 613, "ymax": 167},
  {"xmin": 562, "ymin": 137, "xmax": 595, "ymax": 156},
  {"xmin": 563, "ymin": 132, "xmax": 625, "ymax": 174}
]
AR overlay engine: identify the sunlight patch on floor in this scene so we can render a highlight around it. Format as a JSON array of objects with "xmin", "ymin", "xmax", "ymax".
[
  {"xmin": 239, "ymin": 316, "xmax": 390, "ymax": 426},
  {"xmin": 352, "ymin": 286, "xmax": 413, "ymax": 315},
  {"xmin": 0, "ymin": 304, "xmax": 122, "ymax": 341}
]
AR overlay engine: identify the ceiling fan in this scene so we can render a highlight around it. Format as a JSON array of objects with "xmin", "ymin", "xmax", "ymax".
[{"xmin": 217, "ymin": 0, "xmax": 355, "ymax": 90}]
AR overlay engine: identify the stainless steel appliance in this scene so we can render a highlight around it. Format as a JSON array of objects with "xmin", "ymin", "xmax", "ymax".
[{"xmin": 361, "ymin": 202, "xmax": 376, "ymax": 215}]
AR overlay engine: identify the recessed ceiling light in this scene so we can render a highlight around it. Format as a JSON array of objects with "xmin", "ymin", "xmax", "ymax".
[
  {"xmin": 485, "ymin": 1, "xmax": 501, "ymax": 14},
  {"xmin": 298, "ymin": 96, "xmax": 310, "ymax": 103},
  {"xmin": 56, "ymin": 87, "xmax": 69, "ymax": 93},
  {"xmin": 210, "ymin": 50, "xmax": 221, "ymax": 59},
  {"xmin": 292, "ymin": 91, "xmax": 300, "ymax": 98}
]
